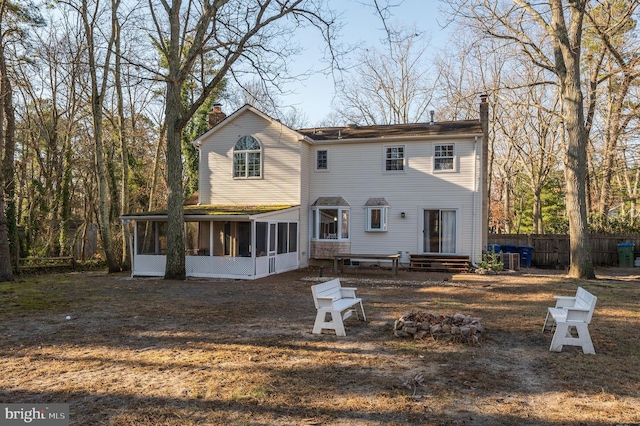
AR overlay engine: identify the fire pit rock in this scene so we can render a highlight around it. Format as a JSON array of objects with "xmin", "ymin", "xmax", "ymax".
[{"xmin": 393, "ymin": 311, "xmax": 485, "ymax": 343}]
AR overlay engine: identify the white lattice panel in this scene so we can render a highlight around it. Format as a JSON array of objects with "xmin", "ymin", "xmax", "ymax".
[
  {"xmin": 135, "ymin": 253, "xmax": 295, "ymax": 279},
  {"xmin": 186, "ymin": 256, "xmax": 213, "ymax": 275},
  {"xmin": 135, "ymin": 255, "xmax": 166, "ymax": 276},
  {"xmin": 212, "ymin": 257, "xmax": 254, "ymax": 276}
]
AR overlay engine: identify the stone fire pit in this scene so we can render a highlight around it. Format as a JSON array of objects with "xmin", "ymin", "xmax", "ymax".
[{"xmin": 393, "ymin": 311, "xmax": 485, "ymax": 343}]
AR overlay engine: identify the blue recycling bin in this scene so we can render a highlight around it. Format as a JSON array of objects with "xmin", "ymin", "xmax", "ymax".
[
  {"xmin": 517, "ymin": 245, "xmax": 534, "ymax": 268},
  {"xmin": 487, "ymin": 244, "xmax": 501, "ymax": 253},
  {"xmin": 501, "ymin": 244, "xmax": 517, "ymax": 254}
]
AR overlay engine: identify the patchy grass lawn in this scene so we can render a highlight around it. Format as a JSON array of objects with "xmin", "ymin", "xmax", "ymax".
[{"xmin": 1, "ymin": 267, "xmax": 639, "ymax": 425}]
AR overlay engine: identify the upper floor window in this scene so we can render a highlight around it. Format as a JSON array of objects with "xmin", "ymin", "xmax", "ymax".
[
  {"xmin": 385, "ymin": 145, "xmax": 405, "ymax": 171},
  {"xmin": 316, "ymin": 149, "xmax": 328, "ymax": 171},
  {"xmin": 233, "ymin": 135, "xmax": 262, "ymax": 178},
  {"xmin": 434, "ymin": 144, "xmax": 455, "ymax": 171}
]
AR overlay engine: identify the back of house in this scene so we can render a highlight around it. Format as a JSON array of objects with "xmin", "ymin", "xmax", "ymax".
[{"xmin": 121, "ymin": 98, "xmax": 489, "ymax": 279}]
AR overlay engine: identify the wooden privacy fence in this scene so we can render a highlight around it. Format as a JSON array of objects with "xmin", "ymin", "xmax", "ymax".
[{"xmin": 487, "ymin": 233, "xmax": 640, "ymax": 268}]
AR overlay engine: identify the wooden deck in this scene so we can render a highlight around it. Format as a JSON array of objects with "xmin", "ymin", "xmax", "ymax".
[{"xmin": 409, "ymin": 254, "xmax": 470, "ymax": 272}]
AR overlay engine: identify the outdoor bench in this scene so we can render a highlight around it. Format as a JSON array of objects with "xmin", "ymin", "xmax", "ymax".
[
  {"xmin": 542, "ymin": 286, "xmax": 597, "ymax": 354},
  {"xmin": 311, "ymin": 278, "xmax": 366, "ymax": 336}
]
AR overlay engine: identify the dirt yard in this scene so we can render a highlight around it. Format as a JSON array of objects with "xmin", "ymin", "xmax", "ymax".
[{"xmin": 1, "ymin": 267, "xmax": 639, "ymax": 425}]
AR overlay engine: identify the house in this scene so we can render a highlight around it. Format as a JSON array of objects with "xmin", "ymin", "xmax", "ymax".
[{"xmin": 121, "ymin": 97, "xmax": 489, "ymax": 279}]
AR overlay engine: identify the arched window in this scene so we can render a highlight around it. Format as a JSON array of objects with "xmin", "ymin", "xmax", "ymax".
[{"xmin": 233, "ymin": 136, "xmax": 262, "ymax": 178}]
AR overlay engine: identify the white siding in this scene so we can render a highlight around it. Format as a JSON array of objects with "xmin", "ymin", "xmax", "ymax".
[
  {"xmin": 196, "ymin": 108, "xmax": 484, "ymax": 266},
  {"xmin": 198, "ymin": 111, "xmax": 302, "ymax": 205},
  {"xmin": 309, "ymin": 137, "xmax": 483, "ymax": 262},
  {"xmin": 299, "ymin": 143, "xmax": 312, "ymax": 267}
]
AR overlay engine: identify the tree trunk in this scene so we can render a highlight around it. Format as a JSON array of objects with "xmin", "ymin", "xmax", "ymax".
[
  {"xmin": 94, "ymin": 99, "xmax": 120, "ymax": 271},
  {"xmin": 0, "ymin": 106, "xmax": 10, "ymax": 280},
  {"xmin": 162, "ymin": 0, "xmax": 186, "ymax": 280},
  {"xmin": 164, "ymin": 81, "xmax": 186, "ymax": 280},
  {"xmin": 559, "ymin": 56, "xmax": 594, "ymax": 273},
  {"xmin": 59, "ymin": 133, "xmax": 72, "ymax": 257},
  {"xmin": 532, "ymin": 187, "xmax": 543, "ymax": 234},
  {"xmin": 503, "ymin": 177, "xmax": 512, "ymax": 234},
  {"xmin": 0, "ymin": 195, "xmax": 11, "ymax": 281},
  {"xmin": 550, "ymin": 0, "xmax": 594, "ymax": 279},
  {"xmin": 147, "ymin": 124, "xmax": 164, "ymax": 213},
  {"xmin": 115, "ymin": 17, "xmax": 130, "ymax": 269},
  {"xmin": 0, "ymin": 40, "xmax": 17, "ymax": 273},
  {"xmin": 0, "ymin": 72, "xmax": 11, "ymax": 280},
  {"xmin": 82, "ymin": 0, "xmax": 121, "ymax": 272}
]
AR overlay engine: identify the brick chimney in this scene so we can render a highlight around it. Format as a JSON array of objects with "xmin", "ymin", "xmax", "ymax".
[{"xmin": 208, "ymin": 103, "xmax": 226, "ymax": 129}]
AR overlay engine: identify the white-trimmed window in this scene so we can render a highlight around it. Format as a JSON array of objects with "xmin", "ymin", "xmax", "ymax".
[
  {"xmin": 316, "ymin": 149, "xmax": 328, "ymax": 171},
  {"xmin": 366, "ymin": 207, "xmax": 388, "ymax": 232},
  {"xmin": 311, "ymin": 207, "xmax": 350, "ymax": 240},
  {"xmin": 434, "ymin": 144, "xmax": 455, "ymax": 171},
  {"xmin": 385, "ymin": 145, "xmax": 405, "ymax": 171},
  {"xmin": 364, "ymin": 198, "xmax": 389, "ymax": 232},
  {"xmin": 233, "ymin": 135, "xmax": 262, "ymax": 178}
]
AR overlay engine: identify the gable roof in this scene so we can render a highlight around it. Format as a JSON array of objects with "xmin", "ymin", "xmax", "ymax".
[
  {"xmin": 193, "ymin": 104, "xmax": 304, "ymax": 148},
  {"xmin": 297, "ymin": 120, "xmax": 482, "ymax": 142},
  {"xmin": 312, "ymin": 196, "xmax": 350, "ymax": 207}
]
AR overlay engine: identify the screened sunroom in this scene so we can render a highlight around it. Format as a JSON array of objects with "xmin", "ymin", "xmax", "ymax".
[{"xmin": 121, "ymin": 205, "xmax": 300, "ymax": 279}]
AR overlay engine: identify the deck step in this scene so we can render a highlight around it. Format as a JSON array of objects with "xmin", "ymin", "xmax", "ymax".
[{"xmin": 409, "ymin": 254, "xmax": 470, "ymax": 272}]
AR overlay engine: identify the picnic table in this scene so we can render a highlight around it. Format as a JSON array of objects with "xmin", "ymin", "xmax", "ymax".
[{"xmin": 333, "ymin": 253, "xmax": 401, "ymax": 277}]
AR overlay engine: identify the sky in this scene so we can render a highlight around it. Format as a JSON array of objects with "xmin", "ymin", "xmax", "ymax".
[{"xmin": 282, "ymin": 0, "xmax": 452, "ymax": 125}]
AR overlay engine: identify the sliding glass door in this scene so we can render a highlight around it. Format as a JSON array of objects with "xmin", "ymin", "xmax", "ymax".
[{"xmin": 423, "ymin": 209, "xmax": 456, "ymax": 253}]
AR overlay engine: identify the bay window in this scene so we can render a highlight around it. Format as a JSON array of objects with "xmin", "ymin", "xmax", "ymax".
[{"xmin": 312, "ymin": 207, "xmax": 350, "ymax": 240}]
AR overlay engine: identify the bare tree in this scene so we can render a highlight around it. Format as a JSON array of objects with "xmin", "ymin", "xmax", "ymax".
[
  {"xmin": 113, "ymin": 0, "xmax": 130, "ymax": 268},
  {"xmin": 0, "ymin": 0, "xmax": 44, "ymax": 280},
  {"xmin": 231, "ymin": 79, "xmax": 309, "ymax": 128},
  {"xmin": 582, "ymin": 2, "xmax": 640, "ymax": 219},
  {"xmin": 445, "ymin": 0, "xmax": 600, "ymax": 278},
  {"xmin": 333, "ymin": 25, "xmax": 437, "ymax": 125},
  {"xmin": 497, "ymin": 79, "xmax": 564, "ymax": 233},
  {"xmin": 142, "ymin": 0, "xmax": 339, "ymax": 279},
  {"xmin": 57, "ymin": 0, "xmax": 122, "ymax": 272}
]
